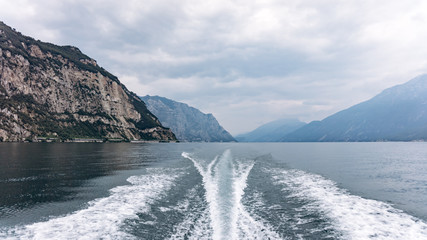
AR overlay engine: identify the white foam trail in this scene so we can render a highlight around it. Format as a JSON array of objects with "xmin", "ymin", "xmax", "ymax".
[
  {"xmin": 1, "ymin": 176, "xmax": 39, "ymax": 183},
  {"xmin": 182, "ymin": 151, "xmax": 225, "ymax": 240},
  {"xmin": 0, "ymin": 168, "xmax": 182, "ymax": 240},
  {"xmin": 168, "ymin": 186, "xmax": 213, "ymax": 240},
  {"xmin": 269, "ymin": 168, "xmax": 427, "ymax": 240},
  {"xmin": 182, "ymin": 151, "xmax": 281, "ymax": 240},
  {"xmin": 169, "ymin": 208, "xmax": 212, "ymax": 240}
]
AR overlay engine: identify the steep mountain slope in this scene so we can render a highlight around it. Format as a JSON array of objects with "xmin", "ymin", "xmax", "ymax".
[
  {"xmin": 0, "ymin": 22, "xmax": 175, "ymax": 141},
  {"xmin": 235, "ymin": 119, "xmax": 306, "ymax": 142},
  {"xmin": 282, "ymin": 74, "xmax": 427, "ymax": 141},
  {"xmin": 141, "ymin": 95, "xmax": 235, "ymax": 142}
]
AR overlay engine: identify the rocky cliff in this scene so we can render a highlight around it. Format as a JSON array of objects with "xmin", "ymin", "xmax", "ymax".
[
  {"xmin": 141, "ymin": 95, "xmax": 235, "ymax": 142},
  {"xmin": 0, "ymin": 22, "xmax": 175, "ymax": 141}
]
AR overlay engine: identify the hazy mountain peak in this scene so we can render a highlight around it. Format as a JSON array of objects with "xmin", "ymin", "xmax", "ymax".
[
  {"xmin": 378, "ymin": 74, "xmax": 427, "ymax": 100},
  {"xmin": 141, "ymin": 95, "xmax": 235, "ymax": 142},
  {"xmin": 235, "ymin": 118, "xmax": 306, "ymax": 142},
  {"xmin": 282, "ymin": 74, "xmax": 427, "ymax": 142}
]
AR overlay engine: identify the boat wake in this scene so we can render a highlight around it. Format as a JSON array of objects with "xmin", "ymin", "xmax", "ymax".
[
  {"xmin": 180, "ymin": 150, "xmax": 281, "ymax": 240},
  {"xmin": 0, "ymin": 168, "xmax": 183, "ymax": 240},
  {"xmin": 268, "ymin": 168, "xmax": 427, "ymax": 239},
  {"xmin": 1, "ymin": 149, "xmax": 427, "ymax": 240}
]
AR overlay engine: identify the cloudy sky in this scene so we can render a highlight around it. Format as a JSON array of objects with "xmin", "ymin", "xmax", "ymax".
[{"xmin": 2, "ymin": 0, "xmax": 427, "ymax": 134}]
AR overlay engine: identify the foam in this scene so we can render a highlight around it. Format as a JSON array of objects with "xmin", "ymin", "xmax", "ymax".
[
  {"xmin": 269, "ymin": 168, "xmax": 427, "ymax": 239},
  {"xmin": 0, "ymin": 168, "xmax": 182, "ymax": 240},
  {"xmin": 182, "ymin": 150, "xmax": 281, "ymax": 240},
  {"xmin": 1, "ymin": 176, "xmax": 39, "ymax": 183},
  {"xmin": 167, "ymin": 186, "xmax": 213, "ymax": 240}
]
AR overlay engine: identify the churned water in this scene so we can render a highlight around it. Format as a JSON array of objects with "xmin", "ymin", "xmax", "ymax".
[{"xmin": 0, "ymin": 142, "xmax": 426, "ymax": 239}]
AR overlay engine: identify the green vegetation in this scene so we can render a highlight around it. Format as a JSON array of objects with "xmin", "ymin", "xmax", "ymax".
[
  {"xmin": 0, "ymin": 94, "xmax": 110, "ymax": 140},
  {"xmin": 130, "ymin": 97, "xmax": 159, "ymax": 129},
  {"xmin": 76, "ymin": 109, "xmax": 116, "ymax": 121}
]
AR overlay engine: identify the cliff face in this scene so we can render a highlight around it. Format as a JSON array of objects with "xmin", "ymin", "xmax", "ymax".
[
  {"xmin": 0, "ymin": 22, "xmax": 175, "ymax": 141},
  {"xmin": 141, "ymin": 95, "xmax": 235, "ymax": 142}
]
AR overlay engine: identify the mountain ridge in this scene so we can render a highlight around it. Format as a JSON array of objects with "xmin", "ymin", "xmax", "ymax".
[
  {"xmin": 235, "ymin": 119, "xmax": 306, "ymax": 142},
  {"xmin": 141, "ymin": 95, "xmax": 235, "ymax": 142},
  {"xmin": 282, "ymin": 74, "xmax": 427, "ymax": 142},
  {"xmin": 0, "ymin": 21, "xmax": 176, "ymax": 141}
]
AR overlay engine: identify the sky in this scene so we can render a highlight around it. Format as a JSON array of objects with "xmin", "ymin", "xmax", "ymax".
[{"xmin": 2, "ymin": 0, "xmax": 427, "ymax": 135}]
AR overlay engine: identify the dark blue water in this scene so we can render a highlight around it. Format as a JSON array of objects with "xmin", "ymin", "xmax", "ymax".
[{"xmin": 0, "ymin": 142, "xmax": 426, "ymax": 239}]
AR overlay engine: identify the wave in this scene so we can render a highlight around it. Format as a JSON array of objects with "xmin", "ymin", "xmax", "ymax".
[
  {"xmin": 167, "ymin": 186, "xmax": 212, "ymax": 240},
  {"xmin": 0, "ymin": 176, "xmax": 39, "ymax": 183},
  {"xmin": 182, "ymin": 150, "xmax": 282, "ymax": 240},
  {"xmin": 3, "ymin": 149, "xmax": 426, "ymax": 240},
  {"xmin": 268, "ymin": 168, "xmax": 427, "ymax": 239},
  {"xmin": 0, "ymin": 168, "xmax": 183, "ymax": 240}
]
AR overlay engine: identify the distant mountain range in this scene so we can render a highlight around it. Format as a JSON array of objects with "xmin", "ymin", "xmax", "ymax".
[
  {"xmin": 239, "ymin": 74, "xmax": 427, "ymax": 142},
  {"xmin": 0, "ymin": 21, "xmax": 175, "ymax": 142},
  {"xmin": 235, "ymin": 119, "xmax": 306, "ymax": 142},
  {"xmin": 282, "ymin": 74, "xmax": 427, "ymax": 141},
  {"xmin": 141, "ymin": 95, "xmax": 235, "ymax": 142}
]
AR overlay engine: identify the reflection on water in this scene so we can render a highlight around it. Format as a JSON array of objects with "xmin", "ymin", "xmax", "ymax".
[{"xmin": 0, "ymin": 143, "xmax": 166, "ymax": 225}]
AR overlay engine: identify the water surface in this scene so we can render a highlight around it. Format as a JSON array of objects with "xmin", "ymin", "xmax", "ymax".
[{"xmin": 0, "ymin": 142, "xmax": 426, "ymax": 239}]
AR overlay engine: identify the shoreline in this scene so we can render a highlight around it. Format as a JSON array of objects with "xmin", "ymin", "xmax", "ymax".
[{"xmin": 0, "ymin": 138, "xmax": 179, "ymax": 143}]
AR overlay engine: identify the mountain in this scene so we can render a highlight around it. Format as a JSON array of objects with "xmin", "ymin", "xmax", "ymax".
[
  {"xmin": 235, "ymin": 119, "xmax": 306, "ymax": 142},
  {"xmin": 282, "ymin": 74, "xmax": 427, "ymax": 142},
  {"xmin": 141, "ymin": 95, "xmax": 235, "ymax": 142},
  {"xmin": 0, "ymin": 22, "xmax": 175, "ymax": 142}
]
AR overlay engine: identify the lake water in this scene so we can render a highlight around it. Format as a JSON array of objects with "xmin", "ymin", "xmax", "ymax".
[{"xmin": 0, "ymin": 142, "xmax": 426, "ymax": 239}]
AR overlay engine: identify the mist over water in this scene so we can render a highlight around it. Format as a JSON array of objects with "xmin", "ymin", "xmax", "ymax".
[{"xmin": 1, "ymin": 143, "xmax": 427, "ymax": 239}]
